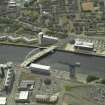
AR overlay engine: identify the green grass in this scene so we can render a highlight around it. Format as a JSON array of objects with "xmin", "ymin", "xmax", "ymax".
[{"xmin": 65, "ymin": 85, "xmax": 72, "ymax": 91}]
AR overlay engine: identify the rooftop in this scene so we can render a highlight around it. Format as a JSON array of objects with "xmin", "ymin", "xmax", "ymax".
[
  {"xmin": 30, "ymin": 63, "xmax": 50, "ymax": 70},
  {"xmin": 74, "ymin": 40, "xmax": 94, "ymax": 48},
  {"xmin": 82, "ymin": 2, "xmax": 94, "ymax": 11},
  {"xmin": 0, "ymin": 97, "xmax": 7, "ymax": 105},
  {"xmin": 19, "ymin": 91, "xmax": 29, "ymax": 100}
]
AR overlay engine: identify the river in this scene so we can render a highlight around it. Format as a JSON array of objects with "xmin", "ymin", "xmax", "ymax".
[
  {"xmin": 0, "ymin": 45, "xmax": 105, "ymax": 77},
  {"xmin": 0, "ymin": 45, "xmax": 34, "ymax": 63},
  {"xmin": 35, "ymin": 50, "xmax": 105, "ymax": 77}
]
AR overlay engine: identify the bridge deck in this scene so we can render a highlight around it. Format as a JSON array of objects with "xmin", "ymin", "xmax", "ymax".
[{"xmin": 21, "ymin": 46, "xmax": 57, "ymax": 67}]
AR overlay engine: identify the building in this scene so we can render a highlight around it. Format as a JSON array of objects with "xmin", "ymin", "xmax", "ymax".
[
  {"xmin": 38, "ymin": 32, "xmax": 58, "ymax": 45},
  {"xmin": 43, "ymin": 35, "xmax": 58, "ymax": 41},
  {"xmin": 8, "ymin": 0, "xmax": 17, "ymax": 8},
  {"xmin": 0, "ymin": 0, "xmax": 8, "ymax": 12},
  {"xmin": 35, "ymin": 93, "xmax": 58, "ymax": 103},
  {"xmin": 18, "ymin": 80, "xmax": 35, "ymax": 91},
  {"xmin": 74, "ymin": 40, "xmax": 94, "ymax": 51},
  {"xmin": 35, "ymin": 95, "xmax": 49, "ymax": 102},
  {"xmin": 49, "ymin": 95, "xmax": 58, "ymax": 103},
  {"xmin": 7, "ymin": 0, "xmax": 20, "ymax": 18},
  {"xmin": 0, "ymin": 97, "xmax": 7, "ymax": 105},
  {"xmin": 29, "ymin": 63, "xmax": 51, "ymax": 75},
  {"xmin": 15, "ymin": 91, "xmax": 29, "ymax": 103},
  {"xmin": 38, "ymin": 32, "xmax": 43, "ymax": 45},
  {"xmin": 4, "ymin": 68, "xmax": 15, "ymax": 91},
  {"xmin": 82, "ymin": 2, "xmax": 94, "ymax": 12}
]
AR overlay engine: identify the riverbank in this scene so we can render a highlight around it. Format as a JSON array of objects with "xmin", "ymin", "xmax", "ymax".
[
  {"xmin": 0, "ymin": 41, "xmax": 48, "ymax": 49},
  {"xmin": 0, "ymin": 44, "xmax": 105, "ymax": 77},
  {"xmin": 0, "ymin": 41, "xmax": 105, "ymax": 58},
  {"xmin": 63, "ymin": 43, "xmax": 105, "ymax": 57},
  {"xmin": 0, "ymin": 34, "xmax": 105, "ymax": 57}
]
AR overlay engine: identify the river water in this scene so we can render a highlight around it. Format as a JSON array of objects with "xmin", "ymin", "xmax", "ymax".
[
  {"xmin": 0, "ymin": 45, "xmax": 34, "ymax": 63},
  {"xmin": 35, "ymin": 50, "xmax": 105, "ymax": 77},
  {"xmin": 0, "ymin": 45, "xmax": 105, "ymax": 77}
]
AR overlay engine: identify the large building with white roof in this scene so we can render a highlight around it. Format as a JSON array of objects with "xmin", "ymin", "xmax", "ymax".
[
  {"xmin": 29, "ymin": 63, "xmax": 51, "ymax": 75},
  {"xmin": 0, "ymin": 97, "xmax": 7, "ymax": 105},
  {"xmin": 74, "ymin": 40, "xmax": 94, "ymax": 51},
  {"xmin": 15, "ymin": 91, "xmax": 29, "ymax": 103}
]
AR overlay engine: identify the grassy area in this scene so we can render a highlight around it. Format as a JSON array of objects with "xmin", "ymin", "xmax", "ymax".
[
  {"xmin": 86, "ymin": 75, "xmax": 99, "ymax": 83},
  {"xmin": 64, "ymin": 85, "xmax": 72, "ymax": 91},
  {"xmin": 20, "ymin": 71, "xmax": 37, "ymax": 80},
  {"xmin": 38, "ymin": 0, "xmax": 49, "ymax": 4},
  {"xmin": 64, "ymin": 83, "xmax": 90, "ymax": 92}
]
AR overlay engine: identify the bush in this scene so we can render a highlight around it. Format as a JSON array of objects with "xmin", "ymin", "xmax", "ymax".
[
  {"xmin": 64, "ymin": 85, "xmax": 72, "ymax": 91},
  {"xmin": 69, "ymin": 39, "xmax": 75, "ymax": 44},
  {"xmin": 86, "ymin": 75, "xmax": 99, "ymax": 83}
]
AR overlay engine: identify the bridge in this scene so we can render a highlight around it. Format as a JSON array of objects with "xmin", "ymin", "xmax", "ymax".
[{"xmin": 21, "ymin": 46, "xmax": 57, "ymax": 67}]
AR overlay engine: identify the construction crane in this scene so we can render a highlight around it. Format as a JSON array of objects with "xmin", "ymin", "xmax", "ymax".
[{"xmin": 57, "ymin": 61, "xmax": 80, "ymax": 79}]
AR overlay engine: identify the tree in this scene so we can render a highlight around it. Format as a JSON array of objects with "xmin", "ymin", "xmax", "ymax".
[
  {"xmin": 69, "ymin": 39, "xmax": 75, "ymax": 44},
  {"xmin": 38, "ymin": 0, "xmax": 49, "ymax": 4},
  {"xmin": 101, "ymin": 79, "xmax": 105, "ymax": 84},
  {"xmin": 44, "ymin": 78, "xmax": 51, "ymax": 85},
  {"xmin": 86, "ymin": 75, "xmax": 99, "ymax": 83},
  {"xmin": 24, "ymin": 2, "xmax": 29, "ymax": 7}
]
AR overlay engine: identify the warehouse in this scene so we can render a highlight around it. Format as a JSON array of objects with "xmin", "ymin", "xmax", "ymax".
[
  {"xmin": 0, "ymin": 97, "xmax": 7, "ymax": 105},
  {"xmin": 35, "ymin": 93, "xmax": 59, "ymax": 103},
  {"xmin": 74, "ymin": 40, "xmax": 94, "ymax": 51},
  {"xmin": 29, "ymin": 63, "xmax": 51, "ymax": 75},
  {"xmin": 18, "ymin": 80, "xmax": 35, "ymax": 91},
  {"xmin": 15, "ymin": 91, "xmax": 29, "ymax": 103}
]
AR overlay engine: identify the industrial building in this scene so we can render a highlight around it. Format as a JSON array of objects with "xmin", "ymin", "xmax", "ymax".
[
  {"xmin": 8, "ymin": 0, "xmax": 17, "ymax": 7},
  {"xmin": 74, "ymin": 40, "xmax": 94, "ymax": 51},
  {"xmin": 38, "ymin": 32, "xmax": 58, "ymax": 45},
  {"xmin": 35, "ymin": 93, "xmax": 59, "ymax": 103},
  {"xmin": 15, "ymin": 91, "xmax": 29, "ymax": 103},
  {"xmin": 18, "ymin": 80, "xmax": 35, "ymax": 91},
  {"xmin": 6, "ymin": 62, "xmax": 13, "ymax": 68},
  {"xmin": 0, "ymin": 97, "xmax": 7, "ymax": 105},
  {"xmin": 29, "ymin": 63, "xmax": 51, "ymax": 75},
  {"xmin": 43, "ymin": 35, "xmax": 58, "ymax": 41}
]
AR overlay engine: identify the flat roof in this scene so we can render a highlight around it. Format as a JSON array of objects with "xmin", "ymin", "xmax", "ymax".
[
  {"xmin": 74, "ymin": 41, "xmax": 94, "ymax": 48},
  {"xmin": 0, "ymin": 97, "xmax": 7, "ymax": 105},
  {"xmin": 19, "ymin": 91, "xmax": 29, "ymax": 100},
  {"xmin": 43, "ymin": 35, "xmax": 58, "ymax": 40},
  {"xmin": 30, "ymin": 63, "xmax": 50, "ymax": 70},
  {"xmin": 82, "ymin": 2, "xmax": 94, "ymax": 11}
]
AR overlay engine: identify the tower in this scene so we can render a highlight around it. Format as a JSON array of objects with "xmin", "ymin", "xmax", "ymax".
[{"xmin": 38, "ymin": 32, "xmax": 44, "ymax": 45}]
